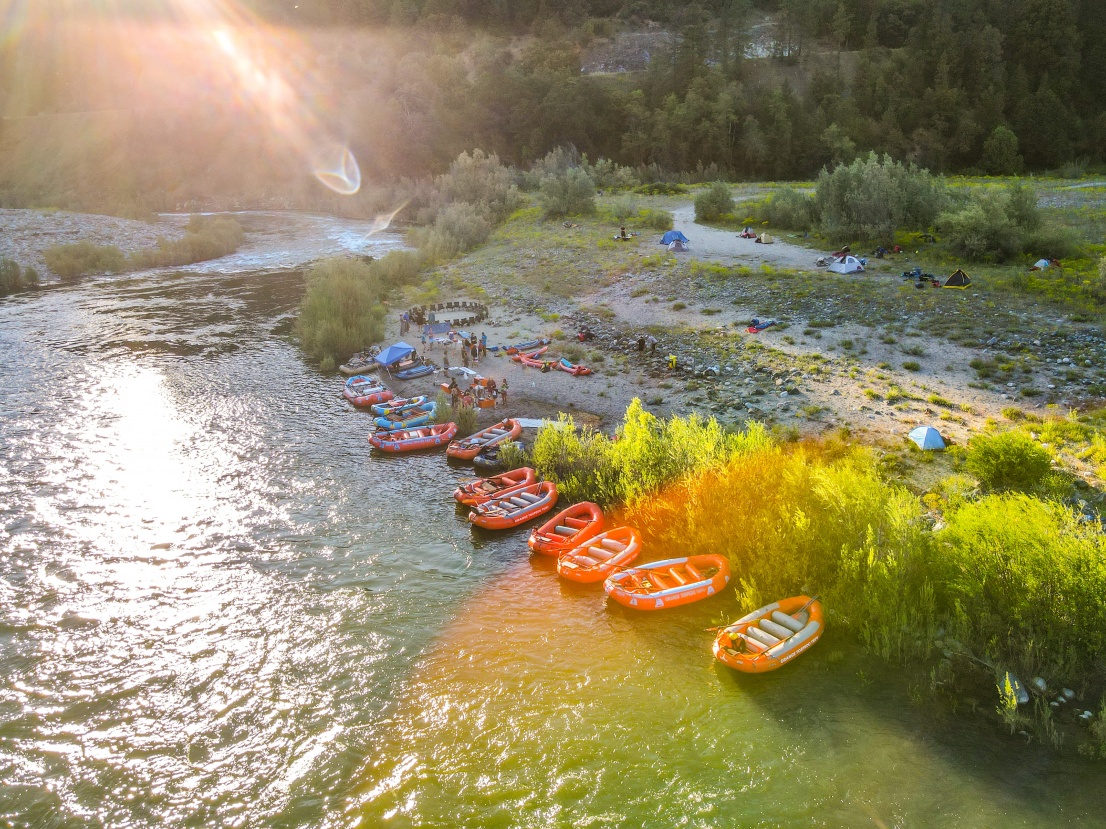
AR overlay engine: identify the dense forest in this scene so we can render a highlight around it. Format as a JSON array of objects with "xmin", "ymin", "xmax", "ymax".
[{"xmin": 1, "ymin": 0, "xmax": 1104, "ymax": 214}]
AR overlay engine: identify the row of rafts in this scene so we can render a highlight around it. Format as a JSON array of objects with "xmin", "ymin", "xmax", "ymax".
[
  {"xmin": 454, "ymin": 465, "xmax": 824, "ymax": 674},
  {"xmin": 339, "ymin": 384, "xmax": 827, "ymax": 673}
]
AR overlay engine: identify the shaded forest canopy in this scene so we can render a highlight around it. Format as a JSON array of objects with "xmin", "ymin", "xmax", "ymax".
[{"xmin": 2, "ymin": 0, "xmax": 1105, "ymax": 214}]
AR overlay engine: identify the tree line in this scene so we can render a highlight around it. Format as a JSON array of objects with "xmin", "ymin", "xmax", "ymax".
[{"xmin": 1, "ymin": 0, "xmax": 1104, "ymax": 214}]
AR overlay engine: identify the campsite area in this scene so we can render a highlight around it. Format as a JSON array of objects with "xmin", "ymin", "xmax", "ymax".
[{"xmin": 408, "ymin": 179, "xmax": 1106, "ymax": 490}]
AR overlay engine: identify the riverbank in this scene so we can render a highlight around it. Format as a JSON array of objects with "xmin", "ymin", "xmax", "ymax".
[{"xmin": 405, "ymin": 195, "xmax": 1106, "ymax": 493}]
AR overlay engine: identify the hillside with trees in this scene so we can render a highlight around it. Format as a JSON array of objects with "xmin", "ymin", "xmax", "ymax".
[{"xmin": 1, "ymin": 0, "xmax": 1104, "ymax": 215}]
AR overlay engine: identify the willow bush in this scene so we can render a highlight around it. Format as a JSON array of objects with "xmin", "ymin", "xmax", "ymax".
[
  {"xmin": 618, "ymin": 437, "xmax": 937, "ymax": 661},
  {"xmin": 530, "ymin": 402, "xmax": 1106, "ymax": 698},
  {"xmin": 937, "ymin": 494, "xmax": 1106, "ymax": 683},
  {"xmin": 294, "ymin": 257, "xmax": 386, "ymax": 371}
]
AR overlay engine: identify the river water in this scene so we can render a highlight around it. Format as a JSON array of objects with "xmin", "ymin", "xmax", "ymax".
[{"xmin": 1, "ymin": 215, "xmax": 1103, "ymax": 828}]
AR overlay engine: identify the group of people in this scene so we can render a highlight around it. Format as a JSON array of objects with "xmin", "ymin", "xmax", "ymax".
[
  {"xmin": 454, "ymin": 332, "xmax": 487, "ymax": 369},
  {"xmin": 446, "ymin": 376, "xmax": 507, "ymax": 409},
  {"xmin": 636, "ymin": 333, "xmax": 658, "ymax": 353}
]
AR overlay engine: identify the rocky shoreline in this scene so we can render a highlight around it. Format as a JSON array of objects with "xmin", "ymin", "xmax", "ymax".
[{"xmin": 0, "ymin": 209, "xmax": 187, "ymax": 279}]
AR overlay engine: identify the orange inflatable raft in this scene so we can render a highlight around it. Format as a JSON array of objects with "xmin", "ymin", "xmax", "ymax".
[
  {"xmin": 447, "ymin": 418, "xmax": 522, "ymax": 461},
  {"xmin": 468, "ymin": 481, "xmax": 558, "ymax": 530},
  {"xmin": 712, "ymin": 595, "xmax": 824, "ymax": 674},
  {"xmin": 453, "ymin": 467, "xmax": 538, "ymax": 507},
  {"xmin": 527, "ymin": 501, "xmax": 604, "ymax": 556},
  {"xmin": 368, "ymin": 422, "xmax": 457, "ymax": 453},
  {"xmin": 604, "ymin": 554, "xmax": 730, "ymax": 610},
  {"xmin": 557, "ymin": 527, "xmax": 641, "ymax": 584},
  {"xmin": 510, "ymin": 345, "xmax": 549, "ymax": 363}
]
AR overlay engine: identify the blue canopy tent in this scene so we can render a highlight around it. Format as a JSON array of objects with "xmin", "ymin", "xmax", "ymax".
[
  {"xmin": 660, "ymin": 230, "xmax": 689, "ymax": 245},
  {"xmin": 908, "ymin": 426, "xmax": 946, "ymax": 451},
  {"xmin": 375, "ymin": 341, "xmax": 415, "ymax": 367}
]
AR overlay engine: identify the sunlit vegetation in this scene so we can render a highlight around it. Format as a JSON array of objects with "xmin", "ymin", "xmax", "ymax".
[
  {"xmin": 0, "ymin": 258, "xmax": 39, "ymax": 295},
  {"xmin": 128, "ymin": 215, "xmax": 245, "ymax": 269},
  {"xmin": 42, "ymin": 216, "xmax": 245, "ymax": 278},
  {"xmin": 432, "ymin": 391, "xmax": 477, "ymax": 437},
  {"xmin": 525, "ymin": 401, "xmax": 1106, "ymax": 752},
  {"xmin": 294, "ymin": 257, "xmax": 388, "ymax": 373},
  {"xmin": 43, "ymin": 241, "xmax": 127, "ymax": 279}
]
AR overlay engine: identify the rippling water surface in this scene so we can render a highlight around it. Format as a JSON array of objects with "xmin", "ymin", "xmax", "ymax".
[{"xmin": 1, "ymin": 227, "xmax": 1104, "ymax": 828}]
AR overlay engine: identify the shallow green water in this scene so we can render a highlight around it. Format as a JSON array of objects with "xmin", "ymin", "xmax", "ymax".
[{"xmin": 1, "ymin": 260, "xmax": 1103, "ymax": 828}]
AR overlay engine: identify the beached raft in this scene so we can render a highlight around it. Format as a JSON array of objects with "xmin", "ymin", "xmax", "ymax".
[
  {"xmin": 343, "ymin": 375, "xmax": 393, "ymax": 408},
  {"xmin": 712, "ymin": 595, "xmax": 824, "ymax": 674},
  {"xmin": 447, "ymin": 418, "xmax": 522, "ymax": 461},
  {"xmin": 511, "ymin": 345, "xmax": 549, "ymax": 363},
  {"xmin": 368, "ymin": 422, "xmax": 457, "ymax": 453},
  {"xmin": 557, "ymin": 527, "xmax": 642, "ymax": 583},
  {"xmin": 370, "ymin": 395, "xmax": 429, "ymax": 417},
  {"xmin": 373, "ymin": 402, "xmax": 435, "ymax": 431},
  {"xmin": 468, "ymin": 481, "xmax": 558, "ymax": 530},
  {"xmin": 394, "ymin": 362, "xmax": 436, "ymax": 380},
  {"xmin": 504, "ymin": 338, "xmax": 551, "ymax": 355},
  {"xmin": 339, "ymin": 352, "xmax": 378, "ymax": 375},
  {"xmin": 472, "ymin": 441, "xmax": 521, "ymax": 470},
  {"xmin": 528, "ymin": 501, "xmax": 605, "ymax": 556},
  {"xmin": 454, "ymin": 466, "xmax": 537, "ymax": 507},
  {"xmin": 556, "ymin": 358, "xmax": 592, "ymax": 376},
  {"xmin": 604, "ymin": 554, "xmax": 730, "ymax": 610}
]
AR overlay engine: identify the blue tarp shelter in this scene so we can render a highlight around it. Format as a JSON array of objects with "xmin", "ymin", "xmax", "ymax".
[
  {"xmin": 908, "ymin": 426, "xmax": 946, "ymax": 451},
  {"xmin": 375, "ymin": 341, "xmax": 415, "ymax": 366},
  {"xmin": 660, "ymin": 230, "xmax": 689, "ymax": 245}
]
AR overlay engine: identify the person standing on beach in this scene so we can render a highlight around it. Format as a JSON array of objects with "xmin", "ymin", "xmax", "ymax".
[
  {"xmin": 500, "ymin": 379, "xmax": 508, "ymax": 405},
  {"xmin": 462, "ymin": 346, "xmax": 470, "ymax": 368}
]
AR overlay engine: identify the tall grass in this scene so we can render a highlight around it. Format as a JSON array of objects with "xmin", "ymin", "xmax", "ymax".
[
  {"xmin": 0, "ymin": 257, "xmax": 38, "ymax": 295},
  {"xmin": 938, "ymin": 494, "xmax": 1106, "ymax": 683},
  {"xmin": 529, "ymin": 399, "xmax": 770, "ymax": 506},
  {"xmin": 128, "ymin": 215, "xmax": 244, "ymax": 269},
  {"xmin": 530, "ymin": 401, "xmax": 1106, "ymax": 734},
  {"xmin": 42, "ymin": 215, "xmax": 245, "ymax": 278},
  {"xmin": 43, "ymin": 241, "xmax": 127, "ymax": 278},
  {"xmin": 617, "ymin": 435, "xmax": 937, "ymax": 661}
]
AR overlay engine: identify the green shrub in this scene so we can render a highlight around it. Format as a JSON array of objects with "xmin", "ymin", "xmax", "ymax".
[
  {"xmin": 538, "ymin": 168, "xmax": 596, "ymax": 218},
  {"xmin": 965, "ymin": 431, "xmax": 1052, "ymax": 492},
  {"xmin": 413, "ymin": 202, "xmax": 492, "ymax": 262},
  {"xmin": 128, "ymin": 215, "xmax": 244, "ymax": 269},
  {"xmin": 938, "ymin": 183, "xmax": 1077, "ymax": 263},
  {"xmin": 43, "ymin": 241, "xmax": 126, "ymax": 278},
  {"xmin": 530, "ymin": 400, "xmax": 771, "ymax": 507},
  {"xmin": 938, "ymin": 494, "xmax": 1106, "ymax": 682},
  {"xmin": 938, "ymin": 194, "xmax": 1022, "ymax": 262},
  {"xmin": 369, "ymin": 250, "xmax": 421, "ymax": 287},
  {"xmin": 816, "ymin": 153, "xmax": 947, "ymax": 241},
  {"xmin": 585, "ymin": 157, "xmax": 638, "ymax": 191},
  {"xmin": 607, "ymin": 196, "xmax": 638, "ymax": 223},
  {"xmin": 694, "ymin": 181, "xmax": 734, "ymax": 222},
  {"xmin": 744, "ymin": 187, "xmax": 817, "ymax": 231},
  {"xmin": 437, "ymin": 149, "xmax": 521, "ymax": 224},
  {"xmin": 0, "ymin": 258, "xmax": 37, "ymax": 295},
  {"xmin": 635, "ymin": 208, "xmax": 673, "ymax": 230},
  {"xmin": 295, "ymin": 257, "xmax": 386, "ymax": 369}
]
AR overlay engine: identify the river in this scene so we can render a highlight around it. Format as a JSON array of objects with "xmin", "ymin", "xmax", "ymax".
[{"xmin": 0, "ymin": 214, "xmax": 1103, "ymax": 828}]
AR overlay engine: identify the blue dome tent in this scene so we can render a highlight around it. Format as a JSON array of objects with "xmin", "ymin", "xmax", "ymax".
[
  {"xmin": 660, "ymin": 230, "xmax": 689, "ymax": 245},
  {"xmin": 375, "ymin": 341, "xmax": 416, "ymax": 367},
  {"xmin": 908, "ymin": 426, "xmax": 946, "ymax": 451}
]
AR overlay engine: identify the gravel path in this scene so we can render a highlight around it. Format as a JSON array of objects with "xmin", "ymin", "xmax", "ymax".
[{"xmin": 670, "ymin": 203, "xmax": 819, "ymax": 270}]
